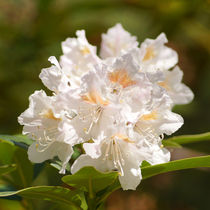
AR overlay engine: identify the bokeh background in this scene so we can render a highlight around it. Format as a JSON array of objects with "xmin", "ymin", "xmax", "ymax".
[{"xmin": 0, "ymin": 0, "xmax": 209, "ymax": 209}]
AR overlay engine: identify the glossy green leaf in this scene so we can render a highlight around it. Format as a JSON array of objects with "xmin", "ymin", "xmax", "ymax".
[
  {"xmin": 0, "ymin": 186, "xmax": 87, "ymax": 210},
  {"xmin": 164, "ymin": 132, "xmax": 210, "ymax": 145},
  {"xmin": 164, "ymin": 132, "xmax": 210, "ymax": 152},
  {"xmin": 141, "ymin": 155, "xmax": 210, "ymax": 179},
  {"xmin": 62, "ymin": 167, "xmax": 118, "ymax": 193},
  {"xmin": 0, "ymin": 164, "xmax": 16, "ymax": 176}
]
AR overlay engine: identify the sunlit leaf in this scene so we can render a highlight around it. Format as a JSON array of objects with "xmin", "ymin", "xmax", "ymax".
[
  {"xmin": 165, "ymin": 132, "xmax": 210, "ymax": 145},
  {"xmin": 0, "ymin": 186, "xmax": 87, "ymax": 210},
  {"xmin": 164, "ymin": 132, "xmax": 210, "ymax": 152},
  {"xmin": 95, "ymin": 155, "xmax": 210, "ymax": 204},
  {"xmin": 62, "ymin": 167, "xmax": 118, "ymax": 193},
  {"xmin": 141, "ymin": 155, "xmax": 210, "ymax": 179}
]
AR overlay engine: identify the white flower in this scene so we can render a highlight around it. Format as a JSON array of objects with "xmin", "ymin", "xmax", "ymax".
[
  {"xmin": 139, "ymin": 33, "xmax": 178, "ymax": 72},
  {"xmin": 18, "ymin": 24, "xmax": 194, "ymax": 189},
  {"xmin": 134, "ymin": 91, "xmax": 184, "ymax": 143},
  {"xmin": 39, "ymin": 56, "xmax": 71, "ymax": 93},
  {"xmin": 18, "ymin": 90, "xmax": 78, "ymax": 174},
  {"xmin": 40, "ymin": 30, "xmax": 101, "ymax": 92},
  {"xmin": 103, "ymin": 51, "xmax": 152, "ymax": 108},
  {"xmin": 100, "ymin": 23, "xmax": 138, "ymax": 59},
  {"xmin": 55, "ymin": 67, "xmax": 123, "ymax": 141},
  {"xmin": 146, "ymin": 143, "xmax": 170, "ymax": 165},
  {"xmin": 55, "ymin": 53, "xmax": 153, "ymax": 142},
  {"xmin": 71, "ymin": 122, "xmax": 169, "ymax": 190},
  {"xmin": 60, "ymin": 30, "xmax": 101, "ymax": 87},
  {"xmin": 157, "ymin": 66, "xmax": 194, "ymax": 105}
]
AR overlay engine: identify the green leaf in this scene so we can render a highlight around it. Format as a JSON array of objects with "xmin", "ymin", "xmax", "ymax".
[
  {"xmin": 0, "ymin": 139, "xmax": 33, "ymax": 189},
  {"xmin": 9, "ymin": 147, "xmax": 33, "ymax": 189},
  {"xmin": 164, "ymin": 132, "xmax": 210, "ymax": 145},
  {"xmin": 98, "ymin": 155, "xmax": 210, "ymax": 203},
  {"xmin": 141, "ymin": 160, "xmax": 151, "ymax": 168},
  {"xmin": 141, "ymin": 155, "xmax": 210, "ymax": 179},
  {"xmin": 164, "ymin": 132, "xmax": 210, "ymax": 152},
  {"xmin": 0, "ymin": 139, "xmax": 16, "ymax": 165},
  {"xmin": 0, "ymin": 186, "xmax": 87, "ymax": 210},
  {"xmin": 0, "ymin": 134, "xmax": 33, "ymax": 149},
  {"xmin": 62, "ymin": 167, "xmax": 118, "ymax": 193},
  {"xmin": 0, "ymin": 164, "xmax": 16, "ymax": 176}
]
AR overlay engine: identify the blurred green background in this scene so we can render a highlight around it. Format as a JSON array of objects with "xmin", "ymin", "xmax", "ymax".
[{"xmin": 0, "ymin": 0, "xmax": 210, "ymax": 209}]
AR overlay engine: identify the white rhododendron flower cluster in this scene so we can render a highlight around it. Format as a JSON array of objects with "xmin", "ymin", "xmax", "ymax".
[{"xmin": 18, "ymin": 24, "xmax": 194, "ymax": 190}]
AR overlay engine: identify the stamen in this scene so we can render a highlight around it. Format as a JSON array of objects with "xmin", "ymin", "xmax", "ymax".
[
  {"xmin": 33, "ymin": 127, "xmax": 59, "ymax": 153},
  {"xmin": 116, "ymin": 141, "xmax": 125, "ymax": 165},
  {"xmin": 115, "ymin": 143, "xmax": 124, "ymax": 176},
  {"xmin": 102, "ymin": 135, "xmax": 127, "ymax": 176},
  {"xmin": 135, "ymin": 124, "xmax": 160, "ymax": 145},
  {"xmin": 105, "ymin": 142, "xmax": 111, "ymax": 159},
  {"xmin": 37, "ymin": 141, "xmax": 54, "ymax": 152},
  {"xmin": 82, "ymin": 105, "xmax": 103, "ymax": 134}
]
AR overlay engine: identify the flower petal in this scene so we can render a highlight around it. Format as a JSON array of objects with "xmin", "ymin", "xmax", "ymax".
[
  {"xmin": 28, "ymin": 141, "xmax": 73, "ymax": 174},
  {"xmin": 100, "ymin": 23, "xmax": 138, "ymax": 59}
]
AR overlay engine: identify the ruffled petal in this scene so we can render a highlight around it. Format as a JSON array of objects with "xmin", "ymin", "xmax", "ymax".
[
  {"xmin": 28, "ymin": 141, "xmax": 73, "ymax": 174},
  {"xmin": 100, "ymin": 23, "xmax": 138, "ymax": 59}
]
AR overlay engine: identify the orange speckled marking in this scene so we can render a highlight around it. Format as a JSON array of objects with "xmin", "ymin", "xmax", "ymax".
[
  {"xmin": 81, "ymin": 91, "xmax": 109, "ymax": 106},
  {"xmin": 140, "ymin": 110, "xmax": 158, "ymax": 121},
  {"xmin": 80, "ymin": 46, "xmax": 90, "ymax": 55},
  {"xmin": 41, "ymin": 109, "xmax": 61, "ymax": 121},
  {"xmin": 143, "ymin": 46, "xmax": 155, "ymax": 61},
  {"xmin": 108, "ymin": 69, "xmax": 136, "ymax": 88},
  {"xmin": 158, "ymin": 81, "xmax": 170, "ymax": 91},
  {"xmin": 112, "ymin": 134, "xmax": 135, "ymax": 143}
]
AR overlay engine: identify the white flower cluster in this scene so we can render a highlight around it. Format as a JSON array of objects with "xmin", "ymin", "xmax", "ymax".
[{"xmin": 18, "ymin": 24, "xmax": 194, "ymax": 190}]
